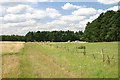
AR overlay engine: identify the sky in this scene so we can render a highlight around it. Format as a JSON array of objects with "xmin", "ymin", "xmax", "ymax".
[{"xmin": 0, "ymin": 0, "xmax": 119, "ymax": 35}]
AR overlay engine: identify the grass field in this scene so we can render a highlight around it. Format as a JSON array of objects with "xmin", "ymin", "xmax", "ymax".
[{"xmin": 1, "ymin": 41, "xmax": 118, "ymax": 78}]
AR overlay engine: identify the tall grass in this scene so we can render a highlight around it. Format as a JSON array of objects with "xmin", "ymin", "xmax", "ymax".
[
  {"xmin": 39, "ymin": 42, "xmax": 118, "ymax": 78},
  {"xmin": 1, "ymin": 42, "xmax": 118, "ymax": 78},
  {"xmin": 1, "ymin": 41, "xmax": 25, "ymax": 55}
]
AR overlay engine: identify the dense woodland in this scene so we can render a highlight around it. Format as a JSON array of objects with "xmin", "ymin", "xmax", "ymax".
[
  {"xmin": 84, "ymin": 10, "xmax": 120, "ymax": 42},
  {"xmin": 1, "ymin": 10, "xmax": 120, "ymax": 42}
]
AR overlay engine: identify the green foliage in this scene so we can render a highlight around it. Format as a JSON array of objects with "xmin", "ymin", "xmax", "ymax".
[
  {"xmin": 25, "ymin": 30, "xmax": 83, "ymax": 42},
  {"xmin": 84, "ymin": 10, "xmax": 120, "ymax": 42},
  {"xmin": 1, "ymin": 35, "xmax": 25, "ymax": 41},
  {"xmin": 1, "ymin": 30, "xmax": 83, "ymax": 42},
  {"xmin": 25, "ymin": 32, "xmax": 35, "ymax": 42}
]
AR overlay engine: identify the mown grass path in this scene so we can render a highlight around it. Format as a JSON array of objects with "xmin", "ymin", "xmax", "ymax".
[{"xmin": 19, "ymin": 42, "xmax": 78, "ymax": 78}]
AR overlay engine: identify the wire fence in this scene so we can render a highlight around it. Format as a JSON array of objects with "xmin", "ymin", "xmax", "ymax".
[{"xmin": 40, "ymin": 42, "xmax": 118, "ymax": 65}]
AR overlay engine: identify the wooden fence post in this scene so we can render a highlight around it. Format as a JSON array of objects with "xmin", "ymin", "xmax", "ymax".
[
  {"xmin": 101, "ymin": 49, "xmax": 105, "ymax": 62},
  {"xmin": 83, "ymin": 46, "xmax": 86, "ymax": 55},
  {"xmin": 92, "ymin": 54, "xmax": 96, "ymax": 59},
  {"xmin": 107, "ymin": 54, "xmax": 110, "ymax": 64}
]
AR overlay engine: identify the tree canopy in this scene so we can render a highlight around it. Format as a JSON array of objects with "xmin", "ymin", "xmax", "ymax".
[
  {"xmin": 25, "ymin": 30, "xmax": 83, "ymax": 42},
  {"xmin": 84, "ymin": 10, "xmax": 120, "ymax": 42}
]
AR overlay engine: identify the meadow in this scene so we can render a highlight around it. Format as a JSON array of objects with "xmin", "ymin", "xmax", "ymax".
[{"xmin": 1, "ymin": 41, "xmax": 118, "ymax": 78}]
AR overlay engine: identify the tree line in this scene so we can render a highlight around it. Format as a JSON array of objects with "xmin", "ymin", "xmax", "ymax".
[
  {"xmin": 1, "ymin": 35, "xmax": 25, "ymax": 41},
  {"xmin": 25, "ymin": 31, "xmax": 83, "ymax": 42},
  {"xmin": 1, "ymin": 10, "xmax": 120, "ymax": 42},
  {"xmin": 1, "ymin": 31, "xmax": 84, "ymax": 42}
]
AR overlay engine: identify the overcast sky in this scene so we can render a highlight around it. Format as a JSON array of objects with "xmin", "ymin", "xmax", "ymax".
[{"xmin": 0, "ymin": 0, "xmax": 119, "ymax": 35}]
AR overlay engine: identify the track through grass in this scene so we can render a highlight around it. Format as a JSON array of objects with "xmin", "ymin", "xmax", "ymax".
[{"xmin": 2, "ymin": 42, "xmax": 118, "ymax": 78}]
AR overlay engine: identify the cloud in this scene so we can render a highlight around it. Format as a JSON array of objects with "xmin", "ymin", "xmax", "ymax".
[
  {"xmin": 0, "ymin": 5, "xmax": 7, "ymax": 17},
  {"xmin": 3, "ymin": 14, "xmax": 27, "ymax": 23},
  {"xmin": 26, "ymin": 8, "xmax": 61, "ymax": 20},
  {"xmin": 7, "ymin": 4, "xmax": 33, "ymax": 14},
  {"xmin": 26, "ymin": 10, "xmax": 48, "ymax": 20},
  {"xmin": 47, "ymin": 20, "xmax": 67, "ymax": 28},
  {"xmin": 2, "ymin": 4, "xmax": 61, "ymax": 23},
  {"xmin": 106, "ymin": 6, "xmax": 118, "ymax": 11},
  {"xmin": 61, "ymin": 3, "xmax": 104, "ymax": 31},
  {"xmin": 72, "ymin": 7, "xmax": 98, "ymax": 16},
  {"xmin": 1, "ymin": 20, "xmax": 37, "ymax": 35},
  {"xmin": 62, "ymin": 3, "xmax": 81, "ymax": 10},
  {"xmin": 60, "ymin": 15, "xmax": 86, "ymax": 22},
  {"xmin": 2, "ymin": 20, "xmax": 36, "ymax": 29},
  {"xmin": 46, "ymin": 8, "xmax": 61, "ymax": 18},
  {"xmin": 46, "ymin": 15, "xmax": 86, "ymax": 32},
  {"xmin": 1, "ymin": 4, "xmax": 61, "ymax": 35},
  {"xmin": 1, "ymin": 2, "xmax": 118, "ymax": 35},
  {"xmin": 97, "ymin": 0, "xmax": 119, "ymax": 4},
  {"xmin": 46, "ymin": 19, "xmax": 83, "ymax": 31}
]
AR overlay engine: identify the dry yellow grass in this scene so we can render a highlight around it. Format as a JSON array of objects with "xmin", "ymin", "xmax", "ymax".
[
  {"xmin": 2, "ymin": 55, "xmax": 20, "ymax": 78},
  {"xmin": 0, "ymin": 55, "xmax": 1, "ymax": 79},
  {"xmin": 0, "ymin": 41, "xmax": 25, "ymax": 53},
  {"xmin": 0, "ymin": 41, "xmax": 25, "ymax": 78}
]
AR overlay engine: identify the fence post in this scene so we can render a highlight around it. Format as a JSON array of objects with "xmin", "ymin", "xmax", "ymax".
[
  {"xmin": 92, "ymin": 54, "xmax": 95, "ymax": 59},
  {"xmin": 107, "ymin": 54, "xmax": 110, "ymax": 64},
  {"xmin": 83, "ymin": 46, "xmax": 86, "ymax": 55},
  {"xmin": 101, "ymin": 49, "xmax": 105, "ymax": 62}
]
